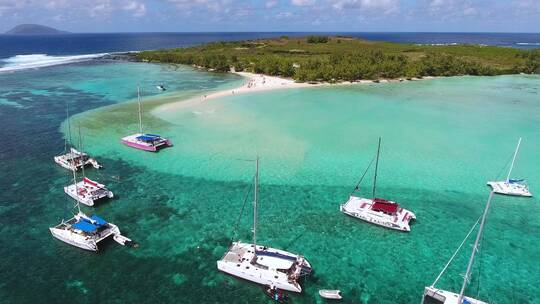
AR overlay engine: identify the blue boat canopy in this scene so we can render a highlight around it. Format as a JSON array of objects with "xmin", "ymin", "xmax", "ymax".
[
  {"xmin": 509, "ymin": 179, "xmax": 525, "ymax": 183},
  {"xmin": 136, "ymin": 134, "xmax": 160, "ymax": 142},
  {"xmin": 91, "ymin": 215, "xmax": 108, "ymax": 226},
  {"xmin": 255, "ymin": 250, "xmax": 297, "ymax": 262},
  {"xmin": 72, "ymin": 220, "xmax": 98, "ymax": 232}
]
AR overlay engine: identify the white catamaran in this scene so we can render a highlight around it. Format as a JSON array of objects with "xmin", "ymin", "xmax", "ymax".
[
  {"xmin": 121, "ymin": 86, "xmax": 172, "ymax": 152},
  {"xmin": 64, "ymin": 127, "xmax": 113, "ymax": 207},
  {"xmin": 50, "ymin": 158, "xmax": 132, "ymax": 251},
  {"xmin": 340, "ymin": 138, "xmax": 416, "ymax": 232},
  {"xmin": 487, "ymin": 138, "xmax": 532, "ymax": 197},
  {"xmin": 421, "ymin": 191, "xmax": 495, "ymax": 304},
  {"xmin": 54, "ymin": 103, "xmax": 101, "ymax": 171},
  {"xmin": 217, "ymin": 157, "xmax": 312, "ymax": 293}
]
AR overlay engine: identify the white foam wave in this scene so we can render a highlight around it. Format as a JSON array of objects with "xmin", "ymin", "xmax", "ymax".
[
  {"xmin": 516, "ymin": 42, "xmax": 540, "ymax": 46},
  {"xmin": 415, "ymin": 43, "xmax": 460, "ymax": 46},
  {"xmin": 0, "ymin": 53, "xmax": 109, "ymax": 72}
]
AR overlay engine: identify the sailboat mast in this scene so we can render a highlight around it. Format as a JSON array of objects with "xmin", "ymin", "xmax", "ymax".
[
  {"xmin": 66, "ymin": 101, "xmax": 81, "ymax": 214},
  {"xmin": 71, "ymin": 151, "xmax": 82, "ymax": 214},
  {"xmin": 372, "ymin": 137, "xmax": 381, "ymax": 198},
  {"xmin": 253, "ymin": 156, "xmax": 259, "ymax": 250},
  {"xmin": 457, "ymin": 191, "xmax": 494, "ymax": 303},
  {"xmin": 137, "ymin": 85, "xmax": 143, "ymax": 134},
  {"xmin": 506, "ymin": 138, "xmax": 522, "ymax": 182},
  {"xmin": 78, "ymin": 125, "xmax": 85, "ymax": 179},
  {"xmin": 66, "ymin": 101, "xmax": 72, "ymax": 150}
]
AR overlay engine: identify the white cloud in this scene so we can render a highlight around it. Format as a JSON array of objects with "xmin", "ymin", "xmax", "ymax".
[
  {"xmin": 0, "ymin": 0, "xmax": 149, "ymax": 21},
  {"xmin": 331, "ymin": 0, "xmax": 399, "ymax": 13},
  {"xmin": 428, "ymin": 0, "xmax": 480, "ymax": 19},
  {"xmin": 165, "ymin": 0, "xmax": 231, "ymax": 12},
  {"xmin": 123, "ymin": 1, "xmax": 146, "ymax": 17},
  {"xmin": 266, "ymin": 0, "xmax": 278, "ymax": 8},
  {"xmin": 275, "ymin": 11, "xmax": 295, "ymax": 19},
  {"xmin": 291, "ymin": 0, "xmax": 315, "ymax": 6},
  {"xmin": 514, "ymin": 0, "xmax": 540, "ymax": 13}
]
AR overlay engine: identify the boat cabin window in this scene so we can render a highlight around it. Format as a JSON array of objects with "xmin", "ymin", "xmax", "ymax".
[{"xmin": 423, "ymin": 294, "xmax": 445, "ymax": 304}]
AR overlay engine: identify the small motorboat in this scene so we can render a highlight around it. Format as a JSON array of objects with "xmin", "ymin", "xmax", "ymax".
[
  {"xmin": 319, "ymin": 289, "xmax": 342, "ymax": 300},
  {"xmin": 156, "ymin": 84, "xmax": 166, "ymax": 91},
  {"xmin": 113, "ymin": 234, "xmax": 138, "ymax": 247}
]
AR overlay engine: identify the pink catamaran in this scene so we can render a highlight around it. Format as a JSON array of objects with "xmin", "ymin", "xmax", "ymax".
[{"xmin": 121, "ymin": 86, "xmax": 172, "ymax": 152}]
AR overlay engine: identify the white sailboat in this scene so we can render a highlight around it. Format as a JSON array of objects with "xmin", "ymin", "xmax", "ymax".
[
  {"xmin": 121, "ymin": 86, "xmax": 172, "ymax": 152},
  {"xmin": 50, "ymin": 156, "xmax": 132, "ymax": 251},
  {"xmin": 421, "ymin": 192, "xmax": 495, "ymax": 304},
  {"xmin": 340, "ymin": 138, "xmax": 416, "ymax": 232},
  {"xmin": 487, "ymin": 138, "xmax": 531, "ymax": 197},
  {"xmin": 217, "ymin": 157, "xmax": 312, "ymax": 293},
  {"xmin": 64, "ymin": 126, "xmax": 113, "ymax": 207}
]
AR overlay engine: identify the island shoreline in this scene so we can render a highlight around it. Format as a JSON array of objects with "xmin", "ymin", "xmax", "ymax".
[{"xmin": 152, "ymin": 69, "xmax": 435, "ymax": 114}]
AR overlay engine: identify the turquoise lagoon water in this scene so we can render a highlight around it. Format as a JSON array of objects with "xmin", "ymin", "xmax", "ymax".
[{"xmin": 1, "ymin": 60, "xmax": 539, "ymax": 304}]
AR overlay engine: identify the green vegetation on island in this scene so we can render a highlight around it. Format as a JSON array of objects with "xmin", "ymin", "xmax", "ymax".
[{"xmin": 137, "ymin": 36, "xmax": 540, "ymax": 82}]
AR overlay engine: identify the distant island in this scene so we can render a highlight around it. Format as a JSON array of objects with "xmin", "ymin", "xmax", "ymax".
[
  {"xmin": 137, "ymin": 36, "xmax": 540, "ymax": 82},
  {"xmin": 5, "ymin": 24, "xmax": 68, "ymax": 35}
]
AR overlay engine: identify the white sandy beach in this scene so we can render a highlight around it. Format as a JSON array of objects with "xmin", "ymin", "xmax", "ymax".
[
  {"xmin": 153, "ymin": 71, "xmax": 432, "ymax": 114},
  {"xmin": 153, "ymin": 71, "xmax": 320, "ymax": 114}
]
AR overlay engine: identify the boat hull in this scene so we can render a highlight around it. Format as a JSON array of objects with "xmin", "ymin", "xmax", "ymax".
[
  {"xmin": 53, "ymin": 148, "xmax": 101, "ymax": 171},
  {"xmin": 422, "ymin": 286, "xmax": 488, "ymax": 304},
  {"xmin": 319, "ymin": 290, "xmax": 342, "ymax": 300},
  {"xmin": 487, "ymin": 181, "xmax": 532, "ymax": 197},
  {"xmin": 64, "ymin": 183, "xmax": 114, "ymax": 207},
  {"xmin": 121, "ymin": 133, "xmax": 172, "ymax": 152},
  {"xmin": 340, "ymin": 196, "xmax": 415, "ymax": 232},
  {"xmin": 217, "ymin": 242, "xmax": 309, "ymax": 293},
  {"xmin": 49, "ymin": 227, "xmax": 98, "ymax": 251}
]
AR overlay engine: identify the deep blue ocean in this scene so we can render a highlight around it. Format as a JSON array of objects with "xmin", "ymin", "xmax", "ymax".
[{"xmin": 1, "ymin": 32, "xmax": 539, "ymax": 59}]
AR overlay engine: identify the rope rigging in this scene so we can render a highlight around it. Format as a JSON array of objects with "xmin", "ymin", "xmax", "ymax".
[
  {"xmin": 230, "ymin": 175, "xmax": 254, "ymax": 244},
  {"xmin": 431, "ymin": 215, "xmax": 482, "ymax": 287},
  {"xmin": 350, "ymin": 154, "xmax": 377, "ymax": 197},
  {"xmin": 494, "ymin": 152, "xmax": 515, "ymax": 181},
  {"xmin": 475, "ymin": 199, "xmax": 491, "ymax": 298}
]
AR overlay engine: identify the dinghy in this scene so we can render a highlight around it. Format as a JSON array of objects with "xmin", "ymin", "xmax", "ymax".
[
  {"xmin": 156, "ymin": 84, "xmax": 166, "ymax": 91},
  {"xmin": 319, "ymin": 290, "xmax": 342, "ymax": 300}
]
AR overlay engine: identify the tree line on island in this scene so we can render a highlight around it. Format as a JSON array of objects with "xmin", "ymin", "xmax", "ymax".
[{"xmin": 137, "ymin": 36, "xmax": 540, "ymax": 82}]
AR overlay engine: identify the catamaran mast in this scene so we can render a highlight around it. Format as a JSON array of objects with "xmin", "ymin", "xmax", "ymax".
[
  {"xmin": 65, "ymin": 101, "xmax": 81, "ymax": 214},
  {"xmin": 65, "ymin": 102, "xmax": 71, "ymax": 152},
  {"xmin": 253, "ymin": 156, "xmax": 259, "ymax": 250},
  {"xmin": 372, "ymin": 137, "xmax": 381, "ymax": 198},
  {"xmin": 506, "ymin": 138, "xmax": 522, "ymax": 182},
  {"xmin": 78, "ymin": 125, "xmax": 85, "ymax": 179},
  {"xmin": 137, "ymin": 85, "xmax": 143, "ymax": 134},
  {"xmin": 457, "ymin": 191, "xmax": 494, "ymax": 303}
]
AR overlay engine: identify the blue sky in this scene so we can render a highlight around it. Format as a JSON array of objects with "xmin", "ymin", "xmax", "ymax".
[{"xmin": 0, "ymin": 0, "xmax": 538, "ymax": 33}]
